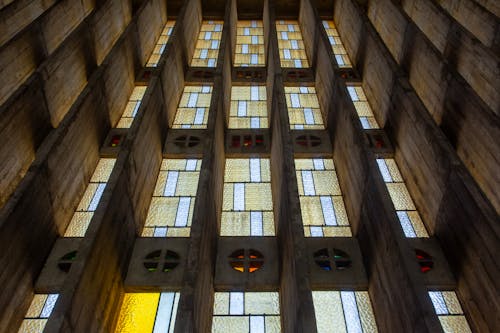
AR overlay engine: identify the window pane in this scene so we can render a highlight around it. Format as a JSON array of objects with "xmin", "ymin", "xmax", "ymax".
[
  {"xmin": 146, "ymin": 21, "xmax": 176, "ymax": 67},
  {"xmin": 322, "ymin": 20, "xmax": 352, "ymax": 68},
  {"xmin": 229, "ymin": 86, "xmax": 267, "ymax": 129},
  {"xmin": 285, "ymin": 87, "xmax": 324, "ymax": 130},
  {"xmin": 276, "ymin": 20, "xmax": 309, "ymax": 68},
  {"xmin": 117, "ymin": 86, "xmax": 147, "ymax": 128},
  {"xmin": 173, "ymin": 86, "xmax": 212, "ymax": 129},
  {"xmin": 235, "ymin": 21, "xmax": 265, "ymax": 66},
  {"xmin": 19, "ymin": 294, "xmax": 59, "ymax": 333},
  {"xmin": 191, "ymin": 21, "xmax": 223, "ymax": 67}
]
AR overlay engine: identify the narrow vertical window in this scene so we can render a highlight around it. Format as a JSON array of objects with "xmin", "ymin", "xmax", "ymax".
[
  {"xmin": 142, "ymin": 159, "xmax": 201, "ymax": 237},
  {"xmin": 213, "ymin": 292, "xmax": 281, "ymax": 332},
  {"xmin": 346, "ymin": 85, "xmax": 380, "ymax": 129},
  {"xmin": 376, "ymin": 158, "xmax": 429, "ymax": 238},
  {"xmin": 285, "ymin": 86, "xmax": 324, "ymax": 129},
  {"xmin": 229, "ymin": 86, "xmax": 267, "ymax": 128},
  {"xmin": 276, "ymin": 20, "xmax": 309, "ymax": 68},
  {"xmin": 18, "ymin": 294, "xmax": 59, "ymax": 333},
  {"xmin": 173, "ymin": 86, "xmax": 212, "ymax": 129},
  {"xmin": 191, "ymin": 21, "xmax": 223, "ymax": 67},
  {"xmin": 235, "ymin": 20, "xmax": 264, "ymax": 67},
  {"xmin": 428, "ymin": 291, "xmax": 472, "ymax": 333},
  {"xmin": 295, "ymin": 159, "xmax": 352, "ymax": 237},
  {"xmin": 322, "ymin": 21, "xmax": 352, "ymax": 68},
  {"xmin": 114, "ymin": 292, "xmax": 180, "ymax": 333},
  {"xmin": 116, "ymin": 86, "xmax": 147, "ymax": 128},
  {"xmin": 64, "ymin": 158, "xmax": 116, "ymax": 237},
  {"xmin": 146, "ymin": 21, "xmax": 176, "ymax": 67},
  {"xmin": 221, "ymin": 158, "xmax": 274, "ymax": 236},
  {"xmin": 312, "ymin": 291, "xmax": 378, "ymax": 332}
]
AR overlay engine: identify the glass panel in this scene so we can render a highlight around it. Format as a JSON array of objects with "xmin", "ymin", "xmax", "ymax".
[
  {"xmin": 428, "ymin": 291, "xmax": 472, "ymax": 333},
  {"xmin": 146, "ymin": 21, "xmax": 176, "ymax": 67},
  {"xmin": 229, "ymin": 86, "xmax": 267, "ymax": 129},
  {"xmin": 276, "ymin": 20, "xmax": 309, "ymax": 67},
  {"xmin": 117, "ymin": 86, "xmax": 147, "ymax": 128},
  {"xmin": 322, "ymin": 21, "xmax": 352, "ymax": 68},
  {"xmin": 235, "ymin": 21, "xmax": 265, "ymax": 66},
  {"xmin": 285, "ymin": 86, "xmax": 324, "ymax": 129},
  {"xmin": 347, "ymin": 85, "xmax": 379, "ymax": 129},
  {"xmin": 142, "ymin": 159, "xmax": 201, "ymax": 237},
  {"xmin": 173, "ymin": 86, "xmax": 212, "ymax": 129},
  {"xmin": 192, "ymin": 21, "xmax": 223, "ymax": 67},
  {"xmin": 20, "ymin": 294, "xmax": 60, "ymax": 333}
]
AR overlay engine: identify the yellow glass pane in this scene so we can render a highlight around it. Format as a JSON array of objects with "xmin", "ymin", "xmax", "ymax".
[
  {"xmin": 386, "ymin": 183, "xmax": 416, "ymax": 211},
  {"xmin": 153, "ymin": 171, "xmax": 168, "ymax": 196},
  {"xmin": 91, "ymin": 159, "xmax": 116, "ymax": 182},
  {"xmin": 354, "ymin": 87, "xmax": 366, "ymax": 100},
  {"xmin": 262, "ymin": 212, "xmax": 275, "ymax": 236},
  {"xmin": 245, "ymin": 183, "xmax": 273, "ymax": 210},
  {"xmin": 224, "ymin": 159, "xmax": 250, "ymax": 182},
  {"xmin": 176, "ymin": 172, "xmax": 200, "ymax": 196},
  {"xmin": 65, "ymin": 212, "xmax": 93, "ymax": 237},
  {"xmin": 231, "ymin": 87, "xmax": 250, "ymax": 100},
  {"xmin": 295, "ymin": 159, "xmax": 315, "ymax": 171},
  {"xmin": 313, "ymin": 171, "xmax": 340, "ymax": 195},
  {"xmin": 116, "ymin": 117, "xmax": 133, "ymax": 129},
  {"xmin": 265, "ymin": 316, "xmax": 281, "ymax": 333},
  {"xmin": 18, "ymin": 319, "xmax": 47, "ymax": 333},
  {"xmin": 438, "ymin": 316, "xmax": 472, "ymax": 333},
  {"xmin": 384, "ymin": 159, "xmax": 403, "ymax": 182},
  {"xmin": 355, "ymin": 292, "xmax": 378, "ymax": 332},
  {"xmin": 288, "ymin": 109, "xmax": 306, "ymax": 124},
  {"xmin": 245, "ymin": 292, "xmax": 280, "ymax": 315},
  {"xmin": 141, "ymin": 227, "xmax": 154, "ymax": 237},
  {"xmin": 130, "ymin": 86, "xmax": 147, "ymax": 100},
  {"xmin": 222, "ymin": 184, "xmax": 234, "ymax": 210},
  {"xmin": 121, "ymin": 101, "xmax": 138, "ymax": 117},
  {"xmin": 114, "ymin": 293, "xmax": 160, "ymax": 333},
  {"xmin": 220, "ymin": 212, "xmax": 250, "ymax": 236},
  {"xmin": 228, "ymin": 117, "xmax": 251, "ymax": 128},
  {"xmin": 25, "ymin": 294, "xmax": 47, "ymax": 318},
  {"xmin": 312, "ymin": 291, "xmax": 347, "ymax": 333},
  {"xmin": 144, "ymin": 197, "xmax": 180, "ymax": 226},
  {"xmin": 407, "ymin": 211, "xmax": 429, "ymax": 237},
  {"xmin": 166, "ymin": 227, "xmax": 191, "ymax": 237},
  {"xmin": 212, "ymin": 316, "xmax": 249, "ymax": 332},
  {"xmin": 213, "ymin": 292, "xmax": 229, "ymax": 315},
  {"xmin": 323, "ymin": 226, "xmax": 352, "ymax": 237},
  {"xmin": 442, "ymin": 292, "xmax": 463, "ymax": 315},
  {"xmin": 299, "ymin": 95, "xmax": 319, "ymax": 108},
  {"xmin": 354, "ymin": 102, "xmax": 374, "ymax": 117},
  {"xmin": 76, "ymin": 183, "xmax": 98, "ymax": 211},
  {"xmin": 332, "ymin": 196, "xmax": 349, "ymax": 226},
  {"xmin": 300, "ymin": 196, "xmax": 324, "ymax": 226},
  {"xmin": 260, "ymin": 159, "xmax": 271, "ymax": 181}
]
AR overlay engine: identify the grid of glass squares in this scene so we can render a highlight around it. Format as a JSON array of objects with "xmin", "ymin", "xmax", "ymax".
[
  {"xmin": 229, "ymin": 86, "xmax": 267, "ymax": 128},
  {"xmin": 146, "ymin": 21, "xmax": 176, "ymax": 67},
  {"xmin": 322, "ymin": 21, "xmax": 352, "ymax": 68},
  {"xmin": 276, "ymin": 20, "xmax": 309, "ymax": 68},
  {"xmin": 18, "ymin": 294, "xmax": 59, "ymax": 333},
  {"xmin": 428, "ymin": 291, "xmax": 472, "ymax": 333},
  {"xmin": 376, "ymin": 158, "xmax": 429, "ymax": 238},
  {"xmin": 295, "ymin": 158, "xmax": 352, "ymax": 237},
  {"xmin": 346, "ymin": 85, "xmax": 380, "ymax": 129},
  {"xmin": 142, "ymin": 159, "xmax": 202, "ymax": 237},
  {"xmin": 116, "ymin": 86, "xmax": 147, "ymax": 128},
  {"xmin": 172, "ymin": 86, "xmax": 212, "ymax": 129},
  {"xmin": 221, "ymin": 158, "xmax": 275, "ymax": 236},
  {"xmin": 312, "ymin": 291, "xmax": 378, "ymax": 333},
  {"xmin": 114, "ymin": 292, "xmax": 180, "ymax": 333},
  {"xmin": 284, "ymin": 86, "xmax": 324, "ymax": 129},
  {"xmin": 213, "ymin": 292, "xmax": 281, "ymax": 332},
  {"xmin": 191, "ymin": 21, "xmax": 223, "ymax": 67},
  {"xmin": 234, "ymin": 20, "xmax": 265, "ymax": 67},
  {"xmin": 64, "ymin": 158, "xmax": 116, "ymax": 237}
]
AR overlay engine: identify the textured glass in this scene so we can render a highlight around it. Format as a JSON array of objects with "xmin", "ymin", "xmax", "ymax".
[
  {"xmin": 245, "ymin": 292, "xmax": 280, "ymax": 315},
  {"xmin": 117, "ymin": 87, "xmax": 147, "ymax": 128},
  {"xmin": 323, "ymin": 21, "xmax": 352, "ymax": 68},
  {"xmin": 442, "ymin": 292, "xmax": 463, "ymax": 315},
  {"xmin": 320, "ymin": 196, "xmax": 336, "ymax": 225},
  {"xmin": 234, "ymin": 21, "xmax": 265, "ymax": 66},
  {"xmin": 345, "ymin": 84, "xmax": 379, "ymax": 129},
  {"xmin": 192, "ymin": 21, "xmax": 223, "ymax": 67},
  {"xmin": 88, "ymin": 183, "xmax": 106, "ymax": 211},
  {"xmin": 40, "ymin": 294, "xmax": 59, "ymax": 318},
  {"xmin": 384, "ymin": 159, "xmax": 403, "ymax": 182},
  {"xmin": 265, "ymin": 316, "xmax": 281, "ymax": 333},
  {"xmin": 115, "ymin": 293, "xmax": 160, "ymax": 333},
  {"xmin": 355, "ymin": 292, "xmax": 378, "ymax": 332},
  {"xmin": 341, "ymin": 291, "xmax": 363, "ymax": 333},
  {"xmin": 312, "ymin": 291, "xmax": 347, "ymax": 333},
  {"xmin": 77, "ymin": 183, "xmax": 99, "ymax": 211},
  {"xmin": 212, "ymin": 317, "xmax": 249, "ymax": 332},
  {"xmin": 214, "ymin": 292, "xmax": 230, "ymax": 315},
  {"xmin": 64, "ymin": 212, "xmax": 93, "ymax": 237},
  {"xmin": 230, "ymin": 292, "xmax": 244, "ymax": 315},
  {"xmin": 276, "ymin": 20, "xmax": 308, "ymax": 67},
  {"xmin": 250, "ymin": 316, "xmax": 264, "ymax": 332},
  {"xmin": 387, "ymin": 183, "xmax": 416, "ymax": 211},
  {"xmin": 285, "ymin": 86, "xmax": 324, "ymax": 129},
  {"xmin": 397, "ymin": 211, "xmax": 417, "ymax": 238},
  {"xmin": 250, "ymin": 211, "xmax": 263, "ymax": 236},
  {"xmin": 18, "ymin": 319, "xmax": 47, "ymax": 333},
  {"xmin": 429, "ymin": 291, "xmax": 449, "ymax": 315},
  {"xmin": 438, "ymin": 316, "xmax": 472, "ymax": 333},
  {"xmin": 145, "ymin": 21, "xmax": 175, "ymax": 67},
  {"xmin": 25, "ymin": 294, "xmax": 47, "ymax": 318},
  {"xmin": 91, "ymin": 159, "xmax": 116, "ymax": 182},
  {"xmin": 229, "ymin": 86, "xmax": 267, "ymax": 129},
  {"xmin": 153, "ymin": 292, "xmax": 179, "ymax": 333},
  {"xmin": 173, "ymin": 86, "xmax": 212, "ymax": 129},
  {"xmin": 376, "ymin": 159, "xmax": 393, "ymax": 182}
]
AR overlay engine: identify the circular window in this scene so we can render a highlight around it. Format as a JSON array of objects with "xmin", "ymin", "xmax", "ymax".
[
  {"xmin": 415, "ymin": 249, "xmax": 434, "ymax": 273},
  {"xmin": 173, "ymin": 135, "xmax": 200, "ymax": 148},
  {"xmin": 229, "ymin": 249, "xmax": 264, "ymax": 273},
  {"xmin": 58, "ymin": 251, "xmax": 77, "ymax": 273},
  {"xmin": 313, "ymin": 248, "xmax": 351, "ymax": 271},
  {"xmin": 295, "ymin": 135, "xmax": 322, "ymax": 147},
  {"xmin": 143, "ymin": 250, "xmax": 180, "ymax": 273}
]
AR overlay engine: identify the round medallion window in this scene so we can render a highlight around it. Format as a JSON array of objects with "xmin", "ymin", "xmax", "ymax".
[
  {"xmin": 415, "ymin": 249, "xmax": 434, "ymax": 273},
  {"xmin": 173, "ymin": 135, "xmax": 200, "ymax": 148},
  {"xmin": 58, "ymin": 251, "xmax": 77, "ymax": 273},
  {"xmin": 229, "ymin": 249, "xmax": 264, "ymax": 273},
  {"xmin": 296, "ymin": 135, "xmax": 322, "ymax": 147},
  {"xmin": 143, "ymin": 249, "xmax": 180, "ymax": 272},
  {"xmin": 313, "ymin": 248, "xmax": 351, "ymax": 271}
]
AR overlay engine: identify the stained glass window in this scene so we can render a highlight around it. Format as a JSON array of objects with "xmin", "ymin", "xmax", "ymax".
[
  {"xmin": 116, "ymin": 86, "xmax": 147, "ymax": 128},
  {"xmin": 276, "ymin": 20, "xmax": 309, "ymax": 68},
  {"xmin": 312, "ymin": 291, "xmax": 378, "ymax": 333},
  {"xmin": 191, "ymin": 21, "xmax": 223, "ymax": 67},
  {"xmin": 229, "ymin": 86, "xmax": 267, "ymax": 128},
  {"xmin": 322, "ymin": 21, "xmax": 352, "ymax": 68},
  {"xmin": 284, "ymin": 86, "xmax": 324, "ymax": 130},
  {"xmin": 64, "ymin": 158, "xmax": 116, "ymax": 237},
  {"xmin": 234, "ymin": 20, "xmax": 265, "ymax": 67},
  {"xmin": 212, "ymin": 292, "xmax": 281, "ymax": 332},
  {"xmin": 146, "ymin": 21, "xmax": 176, "ymax": 67},
  {"xmin": 376, "ymin": 158, "xmax": 429, "ymax": 238},
  {"xmin": 428, "ymin": 291, "xmax": 472, "ymax": 333},
  {"xmin": 18, "ymin": 294, "xmax": 59, "ymax": 333},
  {"xmin": 172, "ymin": 86, "xmax": 212, "ymax": 129},
  {"xmin": 295, "ymin": 158, "xmax": 352, "ymax": 237},
  {"xmin": 115, "ymin": 292, "xmax": 180, "ymax": 333},
  {"xmin": 346, "ymin": 85, "xmax": 380, "ymax": 129},
  {"xmin": 221, "ymin": 158, "xmax": 275, "ymax": 236},
  {"xmin": 142, "ymin": 159, "xmax": 201, "ymax": 237}
]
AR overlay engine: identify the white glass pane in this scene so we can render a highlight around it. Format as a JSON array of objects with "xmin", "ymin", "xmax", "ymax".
[
  {"xmin": 169, "ymin": 293, "xmax": 180, "ymax": 333},
  {"xmin": 153, "ymin": 227, "xmax": 167, "ymax": 237},
  {"xmin": 329, "ymin": 36, "xmax": 335, "ymax": 45},
  {"xmin": 284, "ymin": 49, "xmax": 291, "ymax": 59},
  {"xmin": 188, "ymin": 93, "xmax": 198, "ymax": 107},
  {"xmin": 175, "ymin": 197, "xmax": 191, "ymax": 227},
  {"xmin": 244, "ymin": 28, "xmax": 250, "ymax": 35},
  {"xmin": 205, "ymin": 31, "xmax": 212, "ymax": 40},
  {"xmin": 88, "ymin": 183, "xmax": 106, "ymax": 211},
  {"xmin": 132, "ymin": 101, "xmax": 141, "ymax": 117},
  {"xmin": 320, "ymin": 196, "xmax": 337, "ymax": 226},
  {"xmin": 238, "ymin": 101, "xmax": 247, "ymax": 117},
  {"xmin": 322, "ymin": 21, "xmax": 330, "ymax": 28},
  {"xmin": 208, "ymin": 59, "xmax": 216, "ymax": 67},
  {"xmin": 250, "ymin": 211, "xmax": 263, "ymax": 236},
  {"xmin": 250, "ymin": 86, "xmax": 260, "ymax": 101},
  {"xmin": 202, "ymin": 86, "xmax": 211, "ymax": 93},
  {"xmin": 250, "ymin": 316, "xmax": 265, "ymax": 332},
  {"xmin": 341, "ymin": 291, "xmax": 363, "ymax": 333},
  {"xmin": 310, "ymin": 226, "xmax": 323, "ymax": 237},
  {"xmin": 186, "ymin": 159, "xmax": 198, "ymax": 171},
  {"xmin": 242, "ymin": 44, "xmax": 249, "ymax": 54},
  {"xmin": 194, "ymin": 108, "xmax": 205, "ymax": 125},
  {"xmin": 347, "ymin": 87, "xmax": 359, "ymax": 101},
  {"xmin": 40, "ymin": 294, "xmax": 59, "ymax": 318},
  {"xmin": 287, "ymin": 24, "xmax": 295, "ymax": 31},
  {"xmin": 301, "ymin": 171, "xmax": 315, "ymax": 195},
  {"xmin": 250, "ymin": 117, "xmax": 260, "ymax": 128},
  {"xmin": 294, "ymin": 59, "xmax": 302, "ymax": 67},
  {"xmin": 313, "ymin": 159, "xmax": 324, "ymax": 170},
  {"xmin": 200, "ymin": 49, "xmax": 208, "ymax": 59},
  {"xmin": 397, "ymin": 211, "xmax": 417, "ymax": 238},
  {"xmin": 376, "ymin": 159, "xmax": 393, "ymax": 183},
  {"xmin": 291, "ymin": 94, "xmax": 300, "ymax": 108},
  {"xmin": 291, "ymin": 40, "xmax": 299, "ymax": 49},
  {"xmin": 164, "ymin": 171, "xmax": 179, "ymax": 196},
  {"xmin": 250, "ymin": 159, "xmax": 261, "ymax": 182},
  {"xmin": 304, "ymin": 108, "xmax": 314, "ymax": 125},
  {"xmin": 335, "ymin": 55, "xmax": 344, "ymax": 65},
  {"xmin": 211, "ymin": 40, "xmax": 219, "ymax": 49},
  {"xmin": 299, "ymin": 87, "xmax": 308, "ymax": 93},
  {"xmin": 215, "ymin": 24, "xmax": 222, "ymax": 32},
  {"xmin": 230, "ymin": 292, "xmax": 244, "ymax": 315},
  {"xmin": 234, "ymin": 183, "xmax": 245, "ymax": 211},
  {"xmin": 250, "ymin": 54, "xmax": 258, "ymax": 64},
  {"xmin": 360, "ymin": 117, "xmax": 371, "ymax": 129},
  {"xmin": 429, "ymin": 292, "xmax": 448, "ymax": 315},
  {"xmin": 252, "ymin": 36, "xmax": 258, "ymax": 44},
  {"xmin": 281, "ymin": 31, "xmax": 288, "ymax": 40},
  {"xmin": 153, "ymin": 292, "xmax": 176, "ymax": 333}
]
